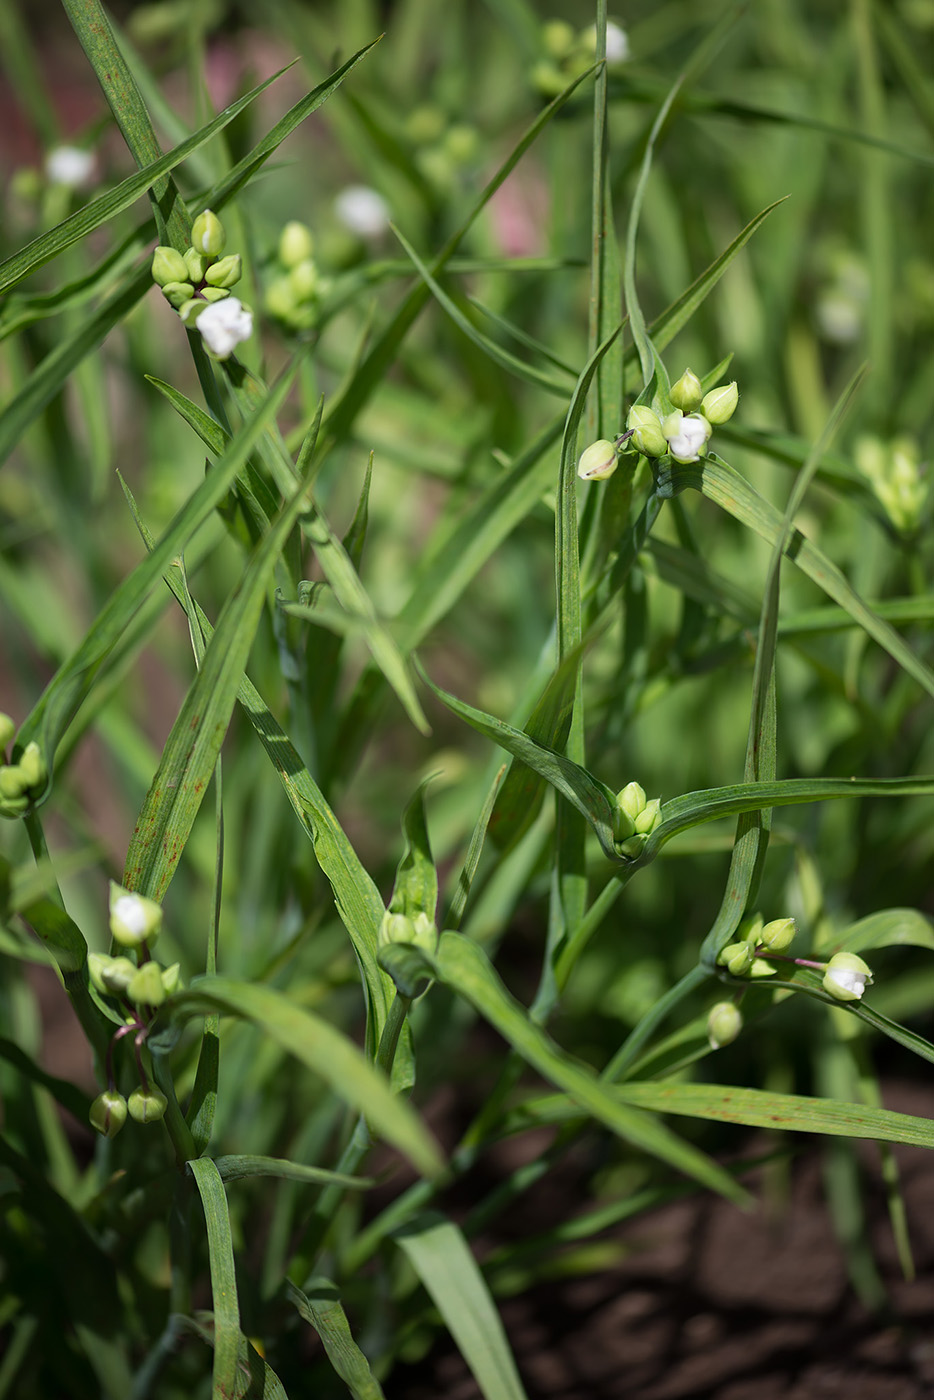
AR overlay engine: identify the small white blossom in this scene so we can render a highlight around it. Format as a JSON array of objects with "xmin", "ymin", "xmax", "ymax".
[
  {"xmin": 45, "ymin": 146, "xmax": 95, "ymax": 189},
  {"xmin": 113, "ymin": 894, "xmax": 148, "ymax": 939},
  {"xmin": 196, "ymin": 297, "xmax": 253, "ymax": 359},
  {"xmin": 822, "ymin": 952, "xmax": 873, "ymax": 1002},
  {"xmin": 664, "ymin": 411, "xmax": 711, "ymax": 464},
  {"xmin": 335, "ymin": 185, "xmax": 391, "ymax": 239},
  {"xmin": 584, "ymin": 21, "xmax": 630, "ymax": 63}
]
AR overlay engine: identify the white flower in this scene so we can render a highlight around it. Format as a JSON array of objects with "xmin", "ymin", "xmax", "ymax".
[
  {"xmin": 663, "ymin": 411, "xmax": 711, "ymax": 464},
  {"xmin": 822, "ymin": 952, "xmax": 873, "ymax": 1002},
  {"xmin": 113, "ymin": 895, "xmax": 148, "ymax": 939},
  {"xmin": 335, "ymin": 185, "xmax": 391, "ymax": 239},
  {"xmin": 583, "ymin": 21, "xmax": 630, "ymax": 64},
  {"xmin": 45, "ymin": 146, "xmax": 95, "ymax": 189},
  {"xmin": 196, "ymin": 297, "xmax": 253, "ymax": 359}
]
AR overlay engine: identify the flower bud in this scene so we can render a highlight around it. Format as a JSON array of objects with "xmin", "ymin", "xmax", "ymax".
[
  {"xmin": 582, "ymin": 20, "xmax": 629, "ymax": 63},
  {"xmin": 184, "ymin": 247, "xmax": 208, "ymax": 282},
  {"xmin": 151, "ymin": 245, "xmax": 189, "ymax": 287},
  {"xmin": 335, "ymin": 185, "xmax": 391, "ymax": 240},
  {"xmin": 161, "ymin": 961, "xmax": 182, "ymax": 995},
  {"xmin": 577, "ymin": 438, "xmax": 619, "ymax": 482},
  {"xmin": 530, "ymin": 61, "xmax": 567, "ymax": 97},
  {"xmin": 718, "ymin": 941, "xmax": 754, "ymax": 976},
  {"xmin": 109, "ymin": 882, "xmax": 162, "ymax": 949},
  {"xmin": 749, "ymin": 957, "xmax": 778, "ymax": 978},
  {"xmin": 191, "ymin": 209, "xmax": 226, "ymax": 259},
  {"xmin": 90, "ymin": 1090, "xmax": 127, "ymax": 1138},
  {"xmin": 0, "ymin": 713, "xmax": 15, "ymax": 751},
  {"xmin": 410, "ymin": 912, "xmax": 439, "ymax": 954},
  {"xmin": 626, "ymin": 405, "xmax": 667, "ymax": 458},
  {"xmin": 737, "ymin": 913, "xmax": 764, "ymax": 946},
  {"xmin": 669, "ymin": 368, "xmax": 703, "ymax": 412},
  {"xmin": 379, "ymin": 911, "xmax": 416, "ymax": 947},
  {"xmin": 0, "ymin": 765, "xmax": 29, "ymax": 799},
  {"xmin": 178, "ymin": 298, "xmax": 204, "ymax": 324},
  {"xmin": 634, "ymin": 797, "xmax": 662, "ymax": 835},
  {"xmin": 616, "ymin": 780, "xmax": 646, "ymax": 824},
  {"xmin": 279, "ymin": 220, "xmax": 315, "ymax": 268},
  {"xmin": 205, "ymin": 254, "xmax": 242, "ymax": 289},
  {"xmin": 288, "ymin": 258, "xmax": 319, "ymax": 302},
  {"xmin": 127, "ymin": 1086, "xmax": 168, "ymax": 1124},
  {"xmin": 127, "ymin": 960, "xmax": 167, "ymax": 1008},
  {"xmin": 707, "ymin": 1001, "xmax": 742, "ymax": 1048},
  {"xmin": 758, "ymin": 917, "xmax": 796, "ymax": 952},
  {"xmin": 701, "ymin": 382, "xmax": 739, "ymax": 425},
  {"xmin": 200, "ymin": 285, "xmax": 231, "ymax": 304},
  {"xmin": 17, "ymin": 742, "xmax": 46, "ymax": 789},
  {"xmin": 88, "ymin": 952, "xmax": 137, "ymax": 996},
  {"xmin": 823, "ymin": 951, "xmax": 873, "ymax": 1002},
  {"xmin": 160, "ymin": 280, "xmax": 195, "ymax": 309},
  {"xmin": 542, "ymin": 19, "xmax": 575, "ymax": 58},
  {"xmin": 663, "ymin": 411, "xmax": 711, "ymax": 464}
]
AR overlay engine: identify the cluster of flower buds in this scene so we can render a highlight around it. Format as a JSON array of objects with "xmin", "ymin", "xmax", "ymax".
[
  {"xmin": 151, "ymin": 210, "xmax": 253, "ymax": 359},
  {"xmin": 855, "ymin": 434, "xmax": 927, "ymax": 536},
  {"xmin": 613, "ymin": 780, "xmax": 662, "ymax": 859},
  {"xmin": 403, "ymin": 106, "xmax": 479, "ymax": 192},
  {"xmin": 378, "ymin": 907, "xmax": 439, "ymax": 956},
  {"xmin": 577, "ymin": 370, "xmax": 739, "ymax": 483},
  {"xmin": 88, "ymin": 883, "xmax": 180, "ymax": 1138},
  {"xmin": 531, "ymin": 18, "xmax": 629, "ymax": 97},
  {"xmin": 265, "ymin": 221, "xmax": 323, "ymax": 333},
  {"xmin": 716, "ymin": 913, "xmax": 875, "ymax": 1005},
  {"xmin": 0, "ymin": 713, "xmax": 46, "ymax": 819}
]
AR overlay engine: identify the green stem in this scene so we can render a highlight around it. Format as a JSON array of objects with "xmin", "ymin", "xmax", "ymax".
[
  {"xmin": 150, "ymin": 1053, "xmax": 198, "ymax": 1167},
  {"xmin": 602, "ymin": 962, "xmax": 709, "ymax": 1082}
]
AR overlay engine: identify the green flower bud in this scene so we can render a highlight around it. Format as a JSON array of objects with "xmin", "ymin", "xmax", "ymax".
[
  {"xmin": 279, "ymin": 221, "xmax": 314, "ymax": 268},
  {"xmin": 529, "ymin": 60, "xmax": 567, "ymax": 97},
  {"xmin": 707, "ymin": 1001, "xmax": 742, "ymax": 1048},
  {"xmin": 205, "ymin": 254, "xmax": 242, "ymax": 289},
  {"xmin": 616, "ymin": 780, "xmax": 646, "ymax": 823},
  {"xmin": 88, "ymin": 952, "xmax": 137, "ymax": 996},
  {"xmin": 90, "ymin": 1090, "xmax": 127, "ymax": 1138},
  {"xmin": 759, "ymin": 917, "xmax": 796, "ymax": 952},
  {"xmin": 718, "ymin": 941, "xmax": 754, "ymax": 976},
  {"xmin": 749, "ymin": 957, "xmax": 778, "ymax": 978},
  {"xmin": 617, "ymin": 832, "xmax": 648, "ymax": 859},
  {"xmin": 109, "ymin": 882, "xmax": 162, "ymax": 949},
  {"xmin": 0, "ymin": 765, "xmax": 29, "ymax": 799},
  {"xmin": 127, "ymin": 960, "xmax": 167, "ymax": 1008},
  {"xmin": 178, "ymin": 298, "xmax": 204, "ymax": 324},
  {"xmin": 17, "ymin": 742, "xmax": 46, "ymax": 789},
  {"xmin": 265, "ymin": 275, "xmax": 298, "ymax": 322},
  {"xmin": 127, "ymin": 1086, "xmax": 168, "ymax": 1124},
  {"xmin": 405, "ymin": 104, "xmax": 446, "ymax": 145},
  {"xmin": 542, "ymin": 18, "xmax": 575, "ymax": 58},
  {"xmin": 822, "ymin": 951, "xmax": 873, "ymax": 1002},
  {"xmin": 577, "ymin": 438, "xmax": 619, "ymax": 482},
  {"xmin": 0, "ymin": 794, "xmax": 29, "ymax": 819},
  {"xmin": 444, "ymin": 124, "xmax": 479, "ymax": 166},
  {"xmin": 151, "ymin": 245, "xmax": 189, "ymax": 287},
  {"xmin": 161, "ymin": 962, "xmax": 182, "ymax": 995},
  {"xmin": 380, "ymin": 911, "xmax": 416, "ymax": 947},
  {"xmin": 288, "ymin": 258, "xmax": 319, "ymax": 302},
  {"xmin": 0, "ymin": 713, "xmax": 15, "ymax": 751},
  {"xmin": 191, "ymin": 209, "xmax": 226, "ymax": 259},
  {"xmin": 626, "ymin": 405, "xmax": 668, "ymax": 458},
  {"xmin": 634, "ymin": 797, "xmax": 662, "ymax": 835},
  {"xmin": 738, "ymin": 913, "xmax": 764, "ymax": 946},
  {"xmin": 184, "ymin": 247, "xmax": 208, "ymax": 282},
  {"xmin": 200, "ymin": 285, "xmax": 231, "ymax": 304},
  {"xmin": 160, "ymin": 280, "xmax": 195, "ymax": 309},
  {"xmin": 669, "ymin": 368, "xmax": 703, "ymax": 412},
  {"xmin": 410, "ymin": 912, "xmax": 439, "ymax": 954},
  {"xmin": 701, "ymin": 382, "xmax": 739, "ymax": 425}
]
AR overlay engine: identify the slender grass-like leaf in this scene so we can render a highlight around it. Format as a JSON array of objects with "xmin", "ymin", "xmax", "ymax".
[
  {"xmin": 188, "ymin": 1158, "xmax": 240, "ymax": 1400},
  {"xmin": 395, "ymin": 1213, "xmax": 529, "ymax": 1400},
  {"xmin": 173, "ymin": 978, "xmax": 442, "ymax": 1178},
  {"xmin": 835, "ymin": 908, "xmax": 934, "ymax": 956},
  {"xmin": 287, "ymin": 1280, "xmax": 386, "ymax": 1400},
  {"xmin": 214, "ymin": 1156, "xmax": 372, "ymax": 1188}
]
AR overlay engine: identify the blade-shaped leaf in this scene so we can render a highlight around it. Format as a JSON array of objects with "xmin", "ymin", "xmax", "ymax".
[
  {"xmin": 287, "ymin": 1279, "xmax": 386, "ymax": 1400},
  {"xmin": 188, "ymin": 1158, "xmax": 240, "ymax": 1400}
]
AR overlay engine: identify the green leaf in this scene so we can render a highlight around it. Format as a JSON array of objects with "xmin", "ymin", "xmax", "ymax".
[
  {"xmin": 836, "ymin": 908, "xmax": 934, "ymax": 956},
  {"xmin": 172, "ymin": 978, "xmax": 443, "ymax": 1179},
  {"xmin": 432, "ymin": 933, "xmax": 750, "ymax": 1205},
  {"xmin": 214, "ymin": 1156, "xmax": 372, "ymax": 1189},
  {"xmin": 389, "ymin": 781, "xmax": 438, "ymax": 923},
  {"xmin": 287, "ymin": 1279, "xmax": 386, "ymax": 1400},
  {"xmin": 188, "ymin": 1158, "xmax": 241, "ymax": 1400},
  {"xmin": 394, "ymin": 1212, "xmax": 528, "ymax": 1400}
]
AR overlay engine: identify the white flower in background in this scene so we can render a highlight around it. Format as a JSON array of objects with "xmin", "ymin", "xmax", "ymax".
[
  {"xmin": 45, "ymin": 145, "xmax": 95, "ymax": 189},
  {"xmin": 583, "ymin": 20, "xmax": 630, "ymax": 63},
  {"xmin": 335, "ymin": 185, "xmax": 391, "ymax": 239},
  {"xmin": 196, "ymin": 297, "xmax": 253, "ymax": 358}
]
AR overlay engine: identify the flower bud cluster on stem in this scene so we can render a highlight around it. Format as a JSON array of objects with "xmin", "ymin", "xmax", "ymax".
[
  {"xmin": 152, "ymin": 210, "xmax": 252, "ymax": 358},
  {"xmin": 0, "ymin": 712, "xmax": 47, "ymax": 820},
  {"xmin": 613, "ymin": 780, "xmax": 662, "ymax": 858},
  {"xmin": 715, "ymin": 914, "xmax": 875, "ymax": 1007}
]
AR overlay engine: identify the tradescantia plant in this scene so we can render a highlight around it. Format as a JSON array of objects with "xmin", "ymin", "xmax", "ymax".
[{"xmin": 3, "ymin": 1, "xmax": 934, "ymax": 1397}]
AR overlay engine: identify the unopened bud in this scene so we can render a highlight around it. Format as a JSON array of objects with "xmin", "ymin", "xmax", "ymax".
[
  {"xmin": 279, "ymin": 221, "xmax": 314, "ymax": 268},
  {"xmin": 184, "ymin": 247, "xmax": 208, "ymax": 282},
  {"xmin": 577, "ymin": 438, "xmax": 619, "ymax": 482},
  {"xmin": 718, "ymin": 941, "xmax": 754, "ymax": 976},
  {"xmin": 127, "ymin": 960, "xmax": 167, "ymax": 1008},
  {"xmin": 17, "ymin": 742, "xmax": 46, "ymax": 789},
  {"xmin": 199, "ymin": 285, "xmax": 230, "ymax": 304},
  {"xmin": 707, "ymin": 1001, "xmax": 742, "ymax": 1048},
  {"xmin": 669, "ymin": 368, "xmax": 703, "ymax": 412},
  {"xmin": 127, "ymin": 1086, "xmax": 168, "ymax": 1124},
  {"xmin": 288, "ymin": 258, "xmax": 319, "ymax": 301},
  {"xmin": 90, "ymin": 1090, "xmax": 127, "ymax": 1138},
  {"xmin": 0, "ymin": 765, "xmax": 29, "ymax": 799},
  {"xmin": 0, "ymin": 714, "xmax": 15, "ymax": 750},
  {"xmin": 88, "ymin": 953, "xmax": 137, "ymax": 996},
  {"xmin": 759, "ymin": 917, "xmax": 796, "ymax": 952},
  {"xmin": 701, "ymin": 382, "xmax": 739, "ymax": 424},
  {"xmin": 151, "ymin": 246, "xmax": 189, "ymax": 287},
  {"xmin": 160, "ymin": 280, "xmax": 195, "ymax": 309},
  {"xmin": 205, "ymin": 254, "xmax": 242, "ymax": 289},
  {"xmin": 634, "ymin": 797, "xmax": 662, "ymax": 835},
  {"xmin": 191, "ymin": 209, "xmax": 226, "ymax": 259},
  {"xmin": 626, "ymin": 405, "xmax": 667, "ymax": 458}
]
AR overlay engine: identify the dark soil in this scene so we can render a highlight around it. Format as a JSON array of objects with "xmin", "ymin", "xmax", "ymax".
[{"xmin": 398, "ymin": 1081, "xmax": 934, "ymax": 1399}]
